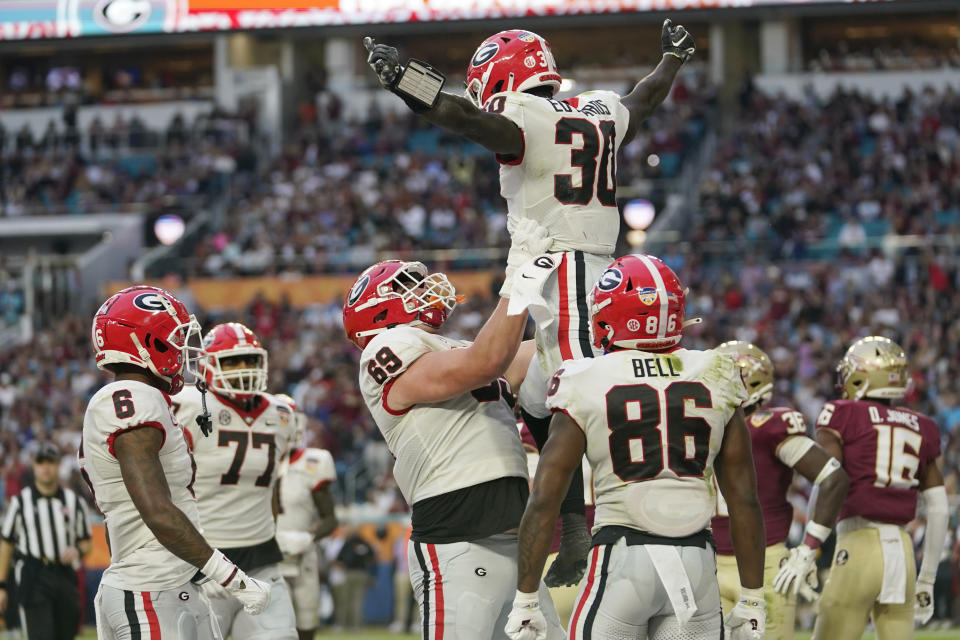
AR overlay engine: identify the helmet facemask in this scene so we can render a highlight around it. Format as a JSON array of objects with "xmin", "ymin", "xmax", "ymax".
[
  {"xmin": 205, "ymin": 347, "xmax": 269, "ymax": 398},
  {"xmin": 352, "ymin": 262, "xmax": 464, "ymax": 343}
]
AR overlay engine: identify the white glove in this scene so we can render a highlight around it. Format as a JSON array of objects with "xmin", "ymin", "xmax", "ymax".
[
  {"xmin": 504, "ymin": 590, "xmax": 547, "ymax": 640},
  {"xmin": 772, "ymin": 544, "xmax": 817, "ymax": 596},
  {"xmin": 276, "ymin": 530, "xmax": 314, "ymax": 555},
  {"xmin": 501, "ymin": 218, "xmax": 552, "ymax": 298},
  {"xmin": 201, "ymin": 550, "xmax": 273, "ymax": 615},
  {"xmin": 915, "ymin": 578, "xmax": 935, "ymax": 625},
  {"xmin": 724, "ymin": 587, "xmax": 766, "ymax": 640},
  {"xmin": 200, "ymin": 579, "xmax": 229, "ymax": 600}
]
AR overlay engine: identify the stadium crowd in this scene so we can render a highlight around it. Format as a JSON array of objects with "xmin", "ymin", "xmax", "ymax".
[
  {"xmin": 695, "ymin": 84, "xmax": 960, "ymax": 260},
  {"xmin": 1, "ymin": 75, "xmax": 959, "ymax": 628}
]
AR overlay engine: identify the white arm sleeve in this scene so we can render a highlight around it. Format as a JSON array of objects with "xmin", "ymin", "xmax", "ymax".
[{"xmin": 918, "ymin": 485, "xmax": 949, "ymax": 583}]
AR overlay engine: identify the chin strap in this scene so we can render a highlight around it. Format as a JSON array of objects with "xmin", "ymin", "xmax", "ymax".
[{"xmin": 196, "ymin": 380, "xmax": 213, "ymax": 437}]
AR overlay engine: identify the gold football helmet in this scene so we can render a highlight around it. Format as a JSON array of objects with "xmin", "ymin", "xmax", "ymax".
[
  {"xmin": 716, "ymin": 340, "xmax": 774, "ymax": 412},
  {"xmin": 837, "ymin": 336, "xmax": 908, "ymax": 401}
]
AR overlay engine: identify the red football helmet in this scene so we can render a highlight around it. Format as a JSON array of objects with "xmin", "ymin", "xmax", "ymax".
[
  {"xmin": 590, "ymin": 255, "xmax": 688, "ymax": 352},
  {"xmin": 202, "ymin": 322, "xmax": 268, "ymax": 399},
  {"xmin": 91, "ymin": 285, "xmax": 204, "ymax": 395},
  {"xmin": 343, "ymin": 260, "xmax": 463, "ymax": 349},
  {"xmin": 465, "ymin": 30, "xmax": 562, "ymax": 108}
]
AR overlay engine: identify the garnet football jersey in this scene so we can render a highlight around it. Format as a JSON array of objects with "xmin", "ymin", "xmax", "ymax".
[
  {"xmin": 816, "ymin": 399, "xmax": 940, "ymax": 526},
  {"xmin": 80, "ymin": 380, "xmax": 200, "ymax": 590},
  {"xmin": 277, "ymin": 448, "xmax": 336, "ymax": 535},
  {"xmin": 174, "ymin": 387, "xmax": 295, "ymax": 548},
  {"xmin": 545, "ymin": 348, "xmax": 747, "ymax": 538},
  {"xmin": 359, "ymin": 326, "xmax": 528, "ymax": 505},
  {"xmin": 488, "ymin": 90, "xmax": 631, "ymax": 255},
  {"xmin": 712, "ymin": 407, "xmax": 814, "ymax": 554}
]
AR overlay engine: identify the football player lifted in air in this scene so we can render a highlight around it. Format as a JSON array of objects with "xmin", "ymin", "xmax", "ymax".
[
  {"xmin": 364, "ymin": 19, "xmax": 695, "ymax": 586},
  {"xmin": 175, "ymin": 322, "xmax": 298, "ymax": 640},
  {"xmin": 80, "ymin": 287, "xmax": 270, "ymax": 640},
  {"xmin": 343, "ymin": 225, "xmax": 565, "ymax": 640},
  {"xmin": 810, "ymin": 337, "xmax": 947, "ymax": 640},
  {"xmin": 508, "ymin": 255, "xmax": 766, "ymax": 640},
  {"xmin": 274, "ymin": 394, "xmax": 338, "ymax": 640},
  {"xmin": 710, "ymin": 341, "xmax": 849, "ymax": 640}
]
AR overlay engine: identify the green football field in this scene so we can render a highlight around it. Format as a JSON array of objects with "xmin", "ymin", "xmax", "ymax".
[{"xmin": 74, "ymin": 627, "xmax": 960, "ymax": 639}]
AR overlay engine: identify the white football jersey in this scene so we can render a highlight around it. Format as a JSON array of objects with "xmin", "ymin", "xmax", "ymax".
[
  {"xmin": 80, "ymin": 380, "xmax": 200, "ymax": 590},
  {"xmin": 359, "ymin": 326, "xmax": 528, "ymax": 505},
  {"xmin": 488, "ymin": 90, "xmax": 631, "ymax": 255},
  {"xmin": 277, "ymin": 448, "xmax": 336, "ymax": 535},
  {"xmin": 545, "ymin": 348, "xmax": 748, "ymax": 538},
  {"xmin": 174, "ymin": 387, "xmax": 295, "ymax": 548}
]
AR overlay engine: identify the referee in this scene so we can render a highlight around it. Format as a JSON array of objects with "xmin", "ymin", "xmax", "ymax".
[{"xmin": 0, "ymin": 443, "xmax": 92, "ymax": 639}]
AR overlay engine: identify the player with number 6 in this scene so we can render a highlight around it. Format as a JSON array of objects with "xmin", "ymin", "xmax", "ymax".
[{"xmin": 81, "ymin": 287, "xmax": 271, "ymax": 640}]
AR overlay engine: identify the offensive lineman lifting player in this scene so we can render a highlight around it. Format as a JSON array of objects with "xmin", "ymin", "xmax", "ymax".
[
  {"xmin": 364, "ymin": 19, "xmax": 696, "ymax": 586},
  {"xmin": 343, "ymin": 227, "xmax": 566, "ymax": 639}
]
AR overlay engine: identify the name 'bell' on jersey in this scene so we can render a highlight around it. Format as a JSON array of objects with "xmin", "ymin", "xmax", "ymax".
[
  {"xmin": 358, "ymin": 325, "xmax": 528, "ymax": 506},
  {"xmin": 712, "ymin": 407, "xmax": 815, "ymax": 554},
  {"xmin": 545, "ymin": 348, "xmax": 747, "ymax": 538},
  {"xmin": 816, "ymin": 399, "xmax": 940, "ymax": 526},
  {"xmin": 174, "ymin": 386, "xmax": 295, "ymax": 548},
  {"xmin": 486, "ymin": 90, "xmax": 631, "ymax": 255},
  {"xmin": 80, "ymin": 380, "xmax": 200, "ymax": 591}
]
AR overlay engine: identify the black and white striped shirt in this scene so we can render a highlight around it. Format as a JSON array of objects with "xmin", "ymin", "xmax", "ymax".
[{"xmin": 1, "ymin": 484, "xmax": 91, "ymax": 565}]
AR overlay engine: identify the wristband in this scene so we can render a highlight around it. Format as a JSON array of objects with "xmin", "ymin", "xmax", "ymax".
[
  {"xmin": 201, "ymin": 549, "xmax": 239, "ymax": 586},
  {"xmin": 392, "ymin": 59, "xmax": 445, "ymax": 113},
  {"xmin": 803, "ymin": 521, "xmax": 832, "ymax": 549},
  {"xmin": 515, "ymin": 590, "xmax": 539, "ymax": 606},
  {"xmin": 739, "ymin": 586, "xmax": 763, "ymax": 605}
]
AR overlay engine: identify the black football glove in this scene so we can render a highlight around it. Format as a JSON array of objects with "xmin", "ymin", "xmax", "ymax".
[
  {"xmin": 543, "ymin": 513, "xmax": 591, "ymax": 588},
  {"xmin": 364, "ymin": 37, "xmax": 402, "ymax": 89},
  {"xmin": 661, "ymin": 19, "xmax": 696, "ymax": 64},
  {"xmin": 363, "ymin": 37, "xmax": 445, "ymax": 113}
]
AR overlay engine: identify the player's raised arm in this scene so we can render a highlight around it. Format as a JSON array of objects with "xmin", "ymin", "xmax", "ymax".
[
  {"xmin": 621, "ymin": 19, "xmax": 695, "ymax": 144},
  {"xmin": 715, "ymin": 407, "xmax": 767, "ymax": 639},
  {"xmin": 773, "ymin": 443, "xmax": 849, "ymax": 597},
  {"xmin": 363, "ymin": 37, "xmax": 523, "ymax": 156}
]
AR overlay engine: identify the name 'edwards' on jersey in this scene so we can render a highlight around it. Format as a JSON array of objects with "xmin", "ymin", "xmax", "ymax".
[{"xmin": 545, "ymin": 348, "xmax": 748, "ymax": 538}]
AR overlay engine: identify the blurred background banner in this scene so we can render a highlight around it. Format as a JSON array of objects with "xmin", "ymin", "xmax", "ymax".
[{"xmin": 0, "ymin": 0, "xmax": 898, "ymax": 41}]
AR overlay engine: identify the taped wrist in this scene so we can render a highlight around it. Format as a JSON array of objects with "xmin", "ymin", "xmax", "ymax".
[
  {"xmin": 514, "ymin": 589, "xmax": 540, "ymax": 607},
  {"xmin": 739, "ymin": 586, "xmax": 764, "ymax": 605},
  {"xmin": 803, "ymin": 521, "xmax": 832, "ymax": 550},
  {"xmin": 201, "ymin": 549, "xmax": 240, "ymax": 586}
]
